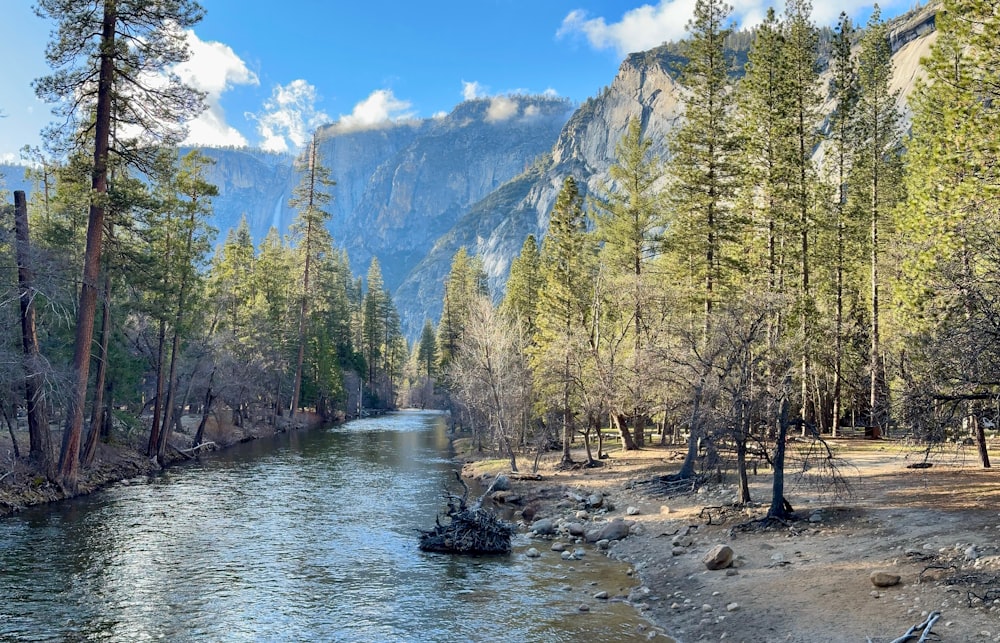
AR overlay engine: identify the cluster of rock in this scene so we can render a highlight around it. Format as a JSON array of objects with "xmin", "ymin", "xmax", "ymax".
[{"xmin": 519, "ymin": 489, "xmax": 643, "ymax": 560}]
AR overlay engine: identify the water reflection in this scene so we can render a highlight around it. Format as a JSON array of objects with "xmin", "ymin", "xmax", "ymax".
[{"xmin": 0, "ymin": 410, "xmax": 657, "ymax": 641}]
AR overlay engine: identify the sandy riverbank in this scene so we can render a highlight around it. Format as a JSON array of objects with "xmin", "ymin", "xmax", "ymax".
[{"xmin": 459, "ymin": 438, "xmax": 1000, "ymax": 642}]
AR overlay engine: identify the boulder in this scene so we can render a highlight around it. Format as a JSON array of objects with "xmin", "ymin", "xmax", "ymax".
[
  {"xmin": 492, "ymin": 475, "xmax": 511, "ymax": 491},
  {"xmin": 590, "ymin": 519, "xmax": 630, "ymax": 542},
  {"xmin": 586, "ymin": 493, "xmax": 604, "ymax": 508},
  {"xmin": 531, "ymin": 518, "xmax": 556, "ymax": 536},
  {"xmin": 703, "ymin": 544, "xmax": 734, "ymax": 570},
  {"xmin": 870, "ymin": 571, "xmax": 901, "ymax": 588},
  {"xmin": 566, "ymin": 522, "xmax": 586, "ymax": 537}
]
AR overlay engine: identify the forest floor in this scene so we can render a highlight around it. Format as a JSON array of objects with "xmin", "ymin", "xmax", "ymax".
[
  {"xmin": 461, "ymin": 436, "xmax": 1000, "ymax": 643},
  {"xmin": 0, "ymin": 410, "xmax": 323, "ymax": 517}
]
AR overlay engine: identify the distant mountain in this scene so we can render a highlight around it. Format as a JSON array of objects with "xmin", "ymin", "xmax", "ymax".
[{"xmin": 0, "ymin": 163, "xmax": 32, "ymax": 198}]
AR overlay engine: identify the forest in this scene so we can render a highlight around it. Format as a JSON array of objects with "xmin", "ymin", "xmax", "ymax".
[
  {"xmin": 436, "ymin": 0, "xmax": 999, "ymax": 521},
  {"xmin": 2, "ymin": 0, "xmax": 997, "ymax": 509},
  {"xmin": 2, "ymin": 0, "xmax": 412, "ymax": 493}
]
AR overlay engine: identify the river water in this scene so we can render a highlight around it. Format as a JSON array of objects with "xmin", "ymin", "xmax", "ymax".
[{"xmin": 0, "ymin": 410, "xmax": 656, "ymax": 642}]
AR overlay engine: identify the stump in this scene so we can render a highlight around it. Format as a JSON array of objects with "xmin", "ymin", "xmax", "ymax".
[{"xmin": 419, "ymin": 472, "xmax": 516, "ymax": 555}]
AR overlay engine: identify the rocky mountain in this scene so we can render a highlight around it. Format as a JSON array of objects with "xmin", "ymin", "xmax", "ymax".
[{"xmin": 393, "ymin": 4, "xmax": 939, "ymax": 337}]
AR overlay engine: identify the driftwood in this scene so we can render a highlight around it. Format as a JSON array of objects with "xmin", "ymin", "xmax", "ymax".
[
  {"xmin": 419, "ymin": 472, "xmax": 516, "ymax": 554},
  {"xmin": 887, "ymin": 610, "xmax": 940, "ymax": 643}
]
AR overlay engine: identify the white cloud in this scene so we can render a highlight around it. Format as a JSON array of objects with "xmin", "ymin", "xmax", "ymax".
[
  {"xmin": 176, "ymin": 30, "xmax": 258, "ymax": 147},
  {"xmin": 543, "ymin": 88, "xmax": 560, "ymax": 98},
  {"xmin": 485, "ymin": 96, "xmax": 519, "ymax": 123},
  {"xmin": 557, "ymin": 1, "xmax": 911, "ymax": 57},
  {"xmin": 462, "ymin": 81, "xmax": 486, "ymax": 101},
  {"xmin": 333, "ymin": 89, "xmax": 415, "ymax": 132},
  {"xmin": 251, "ymin": 79, "xmax": 329, "ymax": 153},
  {"xmin": 432, "ymin": 111, "xmax": 448, "ymax": 119}
]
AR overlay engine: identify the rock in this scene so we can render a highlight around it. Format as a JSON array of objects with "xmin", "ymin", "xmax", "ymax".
[
  {"xmin": 578, "ymin": 604, "xmax": 590, "ymax": 612},
  {"xmin": 576, "ymin": 510, "xmax": 590, "ymax": 520},
  {"xmin": 566, "ymin": 523, "xmax": 586, "ymax": 537},
  {"xmin": 629, "ymin": 523, "xmax": 643, "ymax": 536},
  {"xmin": 561, "ymin": 550, "xmax": 575, "ymax": 560},
  {"xmin": 525, "ymin": 547, "xmax": 541, "ymax": 558},
  {"xmin": 965, "ymin": 545, "xmax": 979, "ymax": 561},
  {"xmin": 870, "ymin": 571, "xmax": 901, "ymax": 587},
  {"xmin": 491, "ymin": 490, "xmax": 521, "ymax": 504},
  {"xmin": 672, "ymin": 547, "xmax": 686, "ymax": 556},
  {"xmin": 596, "ymin": 519, "xmax": 631, "ymax": 542},
  {"xmin": 701, "ymin": 604, "xmax": 713, "ymax": 612},
  {"xmin": 522, "ymin": 505, "xmax": 537, "ymax": 523},
  {"xmin": 808, "ymin": 513, "xmax": 822, "ymax": 523},
  {"xmin": 573, "ymin": 548, "xmax": 587, "ymax": 558},
  {"xmin": 672, "ymin": 535, "xmax": 693, "ymax": 547},
  {"xmin": 703, "ymin": 544, "xmax": 735, "ymax": 570},
  {"xmin": 726, "ymin": 602, "xmax": 739, "ymax": 612},
  {"xmin": 594, "ymin": 591, "xmax": 609, "ymax": 599},
  {"xmin": 587, "ymin": 493, "xmax": 604, "ymax": 508},
  {"xmin": 551, "ymin": 542, "xmax": 567, "ymax": 552},
  {"xmin": 596, "ymin": 539, "xmax": 611, "ymax": 550},
  {"xmin": 492, "ymin": 475, "xmax": 511, "ymax": 491},
  {"xmin": 627, "ymin": 506, "xmax": 641, "ymax": 516},
  {"xmin": 531, "ymin": 518, "xmax": 556, "ymax": 536},
  {"xmin": 660, "ymin": 505, "xmax": 671, "ymax": 514}
]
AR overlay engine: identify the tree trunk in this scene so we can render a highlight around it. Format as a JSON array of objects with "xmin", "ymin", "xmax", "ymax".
[
  {"xmin": 57, "ymin": 0, "xmax": 116, "ymax": 491},
  {"xmin": 676, "ymin": 380, "xmax": 705, "ymax": 479},
  {"xmin": 193, "ymin": 369, "xmax": 215, "ymax": 447},
  {"xmin": 147, "ymin": 321, "xmax": 167, "ymax": 458},
  {"xmin": 14, "ymin": 190, "xmax": 51, "ymax": 476},
  {"xmin": 82, "ymin": 273, "xmax": 112, "ymax": 467},
  {"xmin": 973, "ymin": 415, "xmax": 991, "ymax": 469},
  {"xmin": 613, "ymin": 413, "xmax": 637, "ymax": 450},
  {"xmin": 2, "ymin": 404, "xmax": 20, "ymax": 459},
  {"xmin": 768, "ymin": 388, "xmax": 792, "ymax": 519}
]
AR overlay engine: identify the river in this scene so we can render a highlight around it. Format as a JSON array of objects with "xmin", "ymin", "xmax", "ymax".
[{"xmin": 0, "ymin": 410, "xmax": 656, "ymax": 642}]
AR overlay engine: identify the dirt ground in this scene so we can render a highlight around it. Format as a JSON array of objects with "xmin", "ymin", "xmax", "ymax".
[{"xmin": 463, "ymin": 438, "xmax": 1000, "ymax": 643}]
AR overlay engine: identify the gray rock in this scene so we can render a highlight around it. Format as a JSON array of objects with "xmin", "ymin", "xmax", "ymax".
[
  {"xmin": 590, "ymin": 519, "xmax": 631, "ymax": 542},
  {"xmin": 870, "ymin": 571, "xmax": 901, "ymax": 587},
  {"xmin": 703, "ymin": 544, "xmax": 735, "ymax": 570},
  {"xmin": 587, "ymin": 493, "xmax": 604, "ymax": 508},
  {"xmin": 566, "ymin": 522, "xmax": 586, "ymax": 537},
  {"xmin": 627, "ymin": 506, "xmax": 641, "ymax": 516},
  {"xmin": 596, "ymin": 539, "xmax": 611, "ymax": 550},
  {"xmin": 672, "ymin": 546, "xmax": 686, "ymax": 556},
  {"xmin": 525, "ymin": 547, "xmax": 541, "ymax": 558},
  {"xmin": 594, "ymin": 590, "xmax": 609, "ymax": 599},
  {"xmin": 492, "ymin": 475, "xmax": 511, "ymax": 491},
  {"xmin": 573, "ymin": 548, "xmax": 587, "ymax": 558},
  {"xmin": 551, "ymin": 541, "xmax": 567, "ymax": 552},
  {"xmin": 561, "ymin": 550, "xmax": 576, "ymax": 560},
  {"xmin": 531, "ymin": 518, "xmax": 556, "ymax": 535}
]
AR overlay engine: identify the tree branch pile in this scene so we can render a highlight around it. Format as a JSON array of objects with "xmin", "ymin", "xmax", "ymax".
[{"xmin": 419, "ymin": 473, "xmax": 516, "ymax": 555}]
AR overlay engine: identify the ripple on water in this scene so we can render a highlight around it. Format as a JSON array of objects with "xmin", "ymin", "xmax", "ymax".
[{"xmin": 0, "ymin": 411, "xmax": 660, "ymax": 641}]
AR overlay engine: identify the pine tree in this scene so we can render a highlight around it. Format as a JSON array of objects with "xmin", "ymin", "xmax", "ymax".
[
  {"xmin": 417, "ymin": 320, "xmax": 438, "ymax": 378},
  {"xmin": 533, "ymin": 177, "xmax": 593, "ymax": 465},
  {"xmin": 855, "ymin": 5, "xmax": 903, "ymax": 437},
  {"xmin": 288, "ymin": 131, "xmax": 335, "ymax": 416},
  {"xmin": 34, "ymin": 0, "xmax": 206, "ymax": 488},
  {"xmin": 668, "ymin": 0, "xmax": 742, "ymax": 334},
  {"xmin": 437, "ymin": 248, "xmax": 488, "ymax": 372},
  {"xmin": 500, "ymin": 234, "xmax": 542, "ymax": 338}
]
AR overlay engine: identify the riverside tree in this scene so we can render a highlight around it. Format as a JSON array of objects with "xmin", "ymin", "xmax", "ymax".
[{"xmin": 34, "ymin": 0, "xmax": 206, "ymax": 489}]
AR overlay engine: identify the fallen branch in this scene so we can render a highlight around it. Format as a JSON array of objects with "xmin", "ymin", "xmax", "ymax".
[
  {"xmin": 888, "ymin": 610, "xmax": 940, "ymax": 643},
  {"xmin": 419, "ymin": 472, "xmax": 516, "ymax": 554}
]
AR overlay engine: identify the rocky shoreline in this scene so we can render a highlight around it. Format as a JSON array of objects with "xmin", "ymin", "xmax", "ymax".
[{"xmin": 458, "ymin": 441, "xmax": 1000, "ymax": 643}]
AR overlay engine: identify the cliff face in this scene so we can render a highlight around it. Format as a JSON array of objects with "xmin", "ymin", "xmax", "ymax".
[
  {"xmin": 393, "ymin": 6, "xmax": 939, "ymax": 338},
  {"xmin": 394, "ymin": 46, "xmax": 685, "ymax": 336}
]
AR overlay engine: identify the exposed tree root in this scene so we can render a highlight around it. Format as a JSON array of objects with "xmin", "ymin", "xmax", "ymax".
[
  {"xmin": 419, "ymin": 472, "xmax": 516, "ymax": 555},
  {"xmin": 631, "ymin": 473, "xmax": 705, "ymax": 497}
]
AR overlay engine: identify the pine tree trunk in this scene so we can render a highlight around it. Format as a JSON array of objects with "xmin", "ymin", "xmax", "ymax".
[
  {"xmin": 768, "ymin": 388, "xmax": 792, "ymax": 519},
  {"xmin": 82, "ymin": 273, "xmax": 112, "ymax": 467},
  {"xmin": 147, "ymin": 321, "xmax": 167, "ymax": 458},
  {"xmin": 14, "ymin": 190, "xmax": 51, "ymax": 476},
  {"xmin": 57, "ymin": 0, "xmax": 116, "ymax": 491}
]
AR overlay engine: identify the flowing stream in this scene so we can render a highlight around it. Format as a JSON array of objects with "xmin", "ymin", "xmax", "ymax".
[{"xmin": 0, "ymin": 410, "xmax": 657, "ymax": 641}]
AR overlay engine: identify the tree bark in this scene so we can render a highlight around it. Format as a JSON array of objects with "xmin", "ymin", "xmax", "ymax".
[
  {"xmin": 193, "ymin": 368, "xmax": 215, "ymax": 447},
  {"xmin": 14, "ymin": 191, "xmax": 51, "ymax": 475},
  {"xmin": 768, "ymin": 387, "xmax": 792, "ymax": 519},
  {"xmin": 82, "ymin": 273, "xmax": 112, "ymax": 467},
  {"xmin": 56, "ymin": 1, "xmax": 116, "ymax": 491},
  {"xmin": 973, "ymin": 415, "xmax": 991, "ymax": 469}
]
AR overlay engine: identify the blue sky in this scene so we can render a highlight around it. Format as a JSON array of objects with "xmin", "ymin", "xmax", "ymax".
[{"xmin": 0, "ymin": 0, "xmax": 914, "ymax": 162}]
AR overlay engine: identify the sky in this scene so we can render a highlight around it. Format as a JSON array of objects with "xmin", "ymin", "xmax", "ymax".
[{"xmin": 0, "ymin": 0, "xmax": 917, "ymax": 163}]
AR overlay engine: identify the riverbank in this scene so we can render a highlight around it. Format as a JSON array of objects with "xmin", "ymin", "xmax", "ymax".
[
  {"xmin": 0, "ymin": 411, "xmax": 326, "ymax": 517},
  {"xmin": 458, "ymin": 437, "xmax": 1000, "ymax": 642}
]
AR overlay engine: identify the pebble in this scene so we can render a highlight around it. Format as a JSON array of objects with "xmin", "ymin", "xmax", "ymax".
[
  {"xmin": 594, "ymin": 591, "xmax": 609, "ymax": 599},
  {"xmin": 627, "ymin": 506, "xmax": 640, "ymax": 515},
  {"xmin": 525, "ymin": 548, "xmax": 540, "ymax": 558},
  {"xmin": 702, "ymin": 604, "xmax": 713, "ymax": 612},
  {"xmin": 726, "ymin": 602, "xmax": 739, "ymax": 612},
  {"xmin": 578, "ymin": 604, "xmax": 590, "ymax": 612}
]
